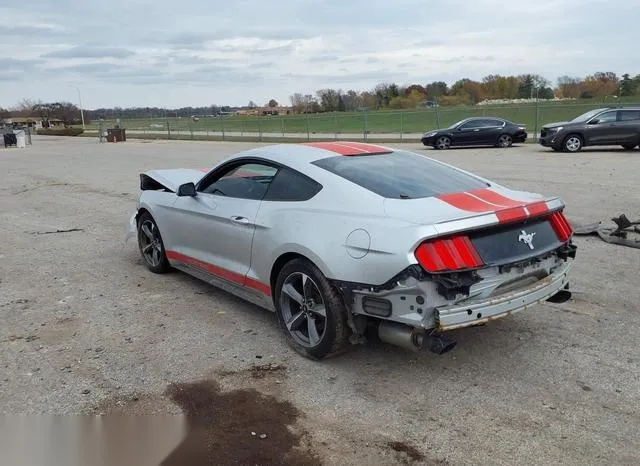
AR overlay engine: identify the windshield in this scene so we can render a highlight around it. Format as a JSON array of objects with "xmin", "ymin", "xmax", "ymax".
[
  {"xmin": 570, "ymin": 108, "xmax": 609, "ymax": 123},
  {"xmin": 312, "ymin": 150, "xmax": 489, "ymax": 199},
  {"xmin": 450, "ymin": 119, "xmax": 467, "ymax": 128}
]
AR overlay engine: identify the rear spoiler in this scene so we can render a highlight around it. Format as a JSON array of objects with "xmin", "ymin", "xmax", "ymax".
[{"xmin": 432, "ymin": 196, "xmax": 565, "ymax": 237}]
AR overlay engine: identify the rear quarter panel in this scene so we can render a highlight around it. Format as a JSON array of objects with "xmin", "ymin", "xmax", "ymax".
[{"xmin": 248, "ymin": 180, "xmax": 439, "ymax": 287}]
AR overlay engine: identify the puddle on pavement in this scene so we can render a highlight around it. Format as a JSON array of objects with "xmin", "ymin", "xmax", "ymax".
[{"xmin": 161, "ymin": 379, "xmax": 320, "ymax": 465}]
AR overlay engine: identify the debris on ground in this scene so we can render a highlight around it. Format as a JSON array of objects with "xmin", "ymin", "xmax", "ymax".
[
  {"xmin": 29, "ymin": 228, "xmax": 85, "ymax": 235},
  {"xmin": 572, "ymin": 213, "xmax": 640, "ymax": 249}
]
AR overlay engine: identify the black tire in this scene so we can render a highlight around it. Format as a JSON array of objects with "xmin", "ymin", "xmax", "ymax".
[
  {"xmin": 274, "ymin": 258, "xmax": 351, "ymax": 360},
  {"xmin": 434, "ymin": 136, "xmax": 451, "ymax": 150},
  {"xmin": 621, "ymin": 144, "xmax": 637, "ymax": 150},
  {"xmin": 137, "ymin": 211, "xmax": 171, "ymax": 274},
  {"xmin": 496, "ymin": 134, "xmax": 513, "ymax": 148},
  {"xmin": 562, "ymin": 134, "xmax": 583, "ymax": 152}
]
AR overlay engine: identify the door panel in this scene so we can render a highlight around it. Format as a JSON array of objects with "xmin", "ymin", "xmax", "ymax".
[
  {"xmin": 584, "ymin": 110, "xmax": 619, "ymax": 144},
  {"xmin": 168, "ymin": 194, "xmax": 261, "ymax": 284},
  {"xmin": 165, "ymin": 160, "xmax": 279, "ymax": 286},
  {"xmin": 613, "ymin": 110, "xmax": 640, "ymax": 143}
]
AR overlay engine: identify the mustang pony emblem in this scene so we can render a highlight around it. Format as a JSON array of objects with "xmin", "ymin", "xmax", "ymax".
[{"xmin": 518, "ymin": 230, "xmax": 536, "ymax": 249}]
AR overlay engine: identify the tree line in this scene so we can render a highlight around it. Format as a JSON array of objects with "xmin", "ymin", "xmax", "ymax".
[
  {"xmin": 289, "ymin": 72, "xmax": 640, "ymax": 113},
  {"xmin": 1, "ymin": 71, "xmax": 639, "ymax": 124}
]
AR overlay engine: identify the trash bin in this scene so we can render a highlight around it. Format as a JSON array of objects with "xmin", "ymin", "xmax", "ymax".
[
  {"xmin": 107, "ymin": 128, "xmax": 126, "ymax": 142},
  {"xmin": 15, "ymin": 130, "xmax": 26, "ymax": 148},
  {"xmin": 3, "ymin": 133, "xmax": 17, "ymax": 148}
]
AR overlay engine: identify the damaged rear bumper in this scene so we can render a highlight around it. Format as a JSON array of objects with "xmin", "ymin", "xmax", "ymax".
[{"xmin": 435, "ymin": 259, "xmax": 572, "ymax": 331}]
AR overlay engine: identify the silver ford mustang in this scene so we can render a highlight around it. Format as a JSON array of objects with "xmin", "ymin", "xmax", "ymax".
[{"xmin": 125, "ymin": 141, "xmax": 577, "ymax": 359}]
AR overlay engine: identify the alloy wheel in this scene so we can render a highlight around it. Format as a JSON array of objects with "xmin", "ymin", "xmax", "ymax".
[
  {"xmin": 139, "ymin": 219, "xmax": 163, "ymax": 267},
  {"xmin": 279, "ymin": 272, "xmax": 327, "ymax": 347},
  {"xmin": 498, "ymin": 134, "xmax": 512, "ymax": 147},
  {"xmin": 565, "ymin": 136, "xmax": 582, "ymax": 152},
  {"xmin": 435, "ymin": 137, "xmax": 451, "ymax": 150}
]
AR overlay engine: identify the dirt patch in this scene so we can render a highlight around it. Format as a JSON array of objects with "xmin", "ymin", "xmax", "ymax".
[
  {"xmin": 385, "ymin": 441, "xmax": 427, "ymax": 464},
  {"xmin": 161, "ymin": 379, "xmax": 320, "ymax": 465}
]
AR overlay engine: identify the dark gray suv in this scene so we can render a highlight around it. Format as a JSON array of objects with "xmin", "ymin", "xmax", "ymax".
[{"xmin": 539, "ymin": 107, "xmax": 640, "ymax": 152}]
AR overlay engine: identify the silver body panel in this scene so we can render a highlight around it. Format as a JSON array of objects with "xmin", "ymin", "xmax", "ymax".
[{"xmin": 125, "ymin": 142, "xmax": 575, "ymax": 332}]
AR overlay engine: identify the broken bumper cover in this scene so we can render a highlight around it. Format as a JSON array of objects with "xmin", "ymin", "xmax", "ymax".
[
  {"xmin": 435, "ymin": 260, "xmax": 572, "ymax": 331},
  {"xmin": 124, "ymin": 212, "xmax": 137, "ymax": 245}
]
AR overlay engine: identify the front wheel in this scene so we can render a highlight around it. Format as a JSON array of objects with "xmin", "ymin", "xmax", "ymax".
[
  {"xmin": 621, "ymin": 143, "xmax": 637, "ymax": 150},
  {"xmin": 137, "ymin": 211, "xmax": 171, "ymax": 273},
  {"xmin": 563, "ymin": 134, "xmax": 583, "ymax": 152},
  {"xmin": 434, "ymin": 136, "xmax": 451, "ymax": 150},
  {"xmin": 274, "ymin": 258, "xmax": 351, "ymax": 360}
]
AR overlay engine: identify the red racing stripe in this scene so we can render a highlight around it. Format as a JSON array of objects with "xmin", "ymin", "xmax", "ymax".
[
  {"xmin": 438, "ymin": 189, "xmax": 552, "ymax": 224},
  {"xmin": 436, "ymin": 192, "xmax": 498, "ymax": 212},
  {"xmin": 166, "ymin": 250, "xmax": 271, "ymax": 296},
  {"xmin": 304, "ymin": 141, "xmax": 392, "ymax": 155},
  {"xmin": 468, "ymin": 188, "xmax": 525, "ymax": 207}
]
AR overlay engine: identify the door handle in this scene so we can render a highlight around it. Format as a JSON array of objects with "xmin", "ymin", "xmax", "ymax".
[{"xmin": 230, "ymin": 216, "xmax": 250, "ymax": 224}]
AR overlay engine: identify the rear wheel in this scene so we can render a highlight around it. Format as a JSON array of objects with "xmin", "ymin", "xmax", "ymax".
[
  {"xmin": 137, "ymin": 211, "xmax": 171, "ymax": 274},
  {"xmin": 274, "ymin": 258, "xmax": 351, "ymax": 360},
  {"xmin": 621, "ymin": 143, "xmax": 637, "ymax": 150},
  {"xmin": 434, "ymin": 136, "xmax": 451, "ymax": 150},
  {"xmin": 497, "ymin": 134, "xmax": 513, "ymax": 148},
  {"xmin": 563, "ymin": 134, "xmax": 583, "ymax": 152}
]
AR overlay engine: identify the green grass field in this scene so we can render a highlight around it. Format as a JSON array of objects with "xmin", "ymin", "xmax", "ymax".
[{"xmin": 83, "ymin": 97, "xmax": 639, "ymax": 137}]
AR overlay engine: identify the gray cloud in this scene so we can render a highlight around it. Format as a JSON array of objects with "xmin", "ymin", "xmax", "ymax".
[
  {"xmin": 308, "ymin": 54, "xmax": 339, "ymax": 63},
  {"xmin": 41, "ymin": 46, "xmax": 135, "ymax": 59},
  {"xmin": 0, "ymin": 24, "xmax": 67, "ymax": 37},
  {"xmin": 0, "ymin": 0, "xmax": 636, "ymax": 108}
]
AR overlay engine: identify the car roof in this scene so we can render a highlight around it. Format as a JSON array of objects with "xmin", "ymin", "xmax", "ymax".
[{"xmin": 228, "ymin": 141, "xmax": 397, "ymax": 171}]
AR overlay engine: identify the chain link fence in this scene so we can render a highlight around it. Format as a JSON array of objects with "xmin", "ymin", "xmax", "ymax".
[{"xmin": 84, "ymin": 101, "xmax": 638, "ymax": 142}]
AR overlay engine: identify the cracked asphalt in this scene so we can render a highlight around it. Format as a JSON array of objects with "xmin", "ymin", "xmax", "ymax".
[{"xmin": 1, "ymin": 136, "xmax": 639, "ymax": 465}]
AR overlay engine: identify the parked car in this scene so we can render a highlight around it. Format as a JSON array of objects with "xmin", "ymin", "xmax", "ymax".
[
  {"xmin": 421, "ymin": 117, "xmax": 527, "ymax": 149},
  {"xmin": 125, "ymin": 141, "xmax": 576, "ymax": 360},
  {"xmin": 539, "ymin": 107, "xmax": 640, "ymax": 152}
]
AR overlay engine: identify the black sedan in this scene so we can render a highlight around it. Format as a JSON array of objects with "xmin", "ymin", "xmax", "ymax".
[{"xmin": 421, "ymin": 117, "xmax": 527, "ymax": 149}]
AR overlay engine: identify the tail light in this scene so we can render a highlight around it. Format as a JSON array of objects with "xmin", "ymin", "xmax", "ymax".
[
  {"xmin": 549, "ymin": 210, "xmax": 573, "ymax": 242},
  {"xmin": 415, "ymin": 235, "xmax": 483, "ymax": 273}
]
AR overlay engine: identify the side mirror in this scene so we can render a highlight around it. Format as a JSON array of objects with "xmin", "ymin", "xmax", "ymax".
[{"xmin": 177, "ymin": 182, "xmax": 197, "ymax": 197}]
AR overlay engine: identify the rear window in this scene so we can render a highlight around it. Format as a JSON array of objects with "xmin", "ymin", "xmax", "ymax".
[{"xmin": 311, "ymin": 150, "xmax": 489, "ymax": 199}]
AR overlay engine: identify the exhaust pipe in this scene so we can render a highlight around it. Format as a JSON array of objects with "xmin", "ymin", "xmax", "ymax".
[{"xmin": 377, "ymin": 321, "xmax": 457, "ymax": 355}]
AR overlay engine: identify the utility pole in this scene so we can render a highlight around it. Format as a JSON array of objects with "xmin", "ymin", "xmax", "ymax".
[{"xmin": 75, "ymin": 86, "xmax": 85, "ymax": 129}]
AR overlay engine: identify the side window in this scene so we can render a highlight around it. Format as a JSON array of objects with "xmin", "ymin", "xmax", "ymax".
[
  {"xmin": 620, "ymin": 110, "xmax": 640, "ymax": 121},
  {"xmin": 263, "ymin": 167, "xmax": 322, "ymax": 202},
  {"xmin": 200, "ymin": 162, "xmax": 278, "ymax": 200},
  {"xmin": 478, "ymin": 118, "xmax": 503, "ymax": 127},
  {"xmin": 459, "ymin": 120, "xmax": 483, "ymax": 129},
  {"xmin": 592, "ymin": 111, "xmax": 617, "ymax": 124}
]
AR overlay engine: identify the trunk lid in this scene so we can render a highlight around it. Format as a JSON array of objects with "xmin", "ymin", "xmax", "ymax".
[{"xmin": 384, "ymin": 187, "xmax": 566, "ymax": 266}]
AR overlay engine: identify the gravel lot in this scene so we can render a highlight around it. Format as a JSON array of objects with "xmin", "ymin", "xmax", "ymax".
[{"xmin": 1, "ymin": 136, "xmax": 639, "ymax": 465}]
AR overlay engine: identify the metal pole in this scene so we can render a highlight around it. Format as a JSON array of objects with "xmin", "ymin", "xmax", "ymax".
[
  {"xmin": 75, "ymin": 86, "xmax": 85, "ymax": 129},
  {"xmin": 534, "ymin": 87, "xmax": 539, "ymax": 142},
  {"xmin": 258, "ymin": 116, "xmax": 262, "ymax": 142},
  {"xmin": 281, "ymin": 118, "xmax": 284, "ymax": 137},
  {"xmin": 221, "ymin": 116, "xmax": 225, "ymax": 140},
  {"xmin": 364, "ymin": 109, "xmax": 368, "ymax": 141},
  {"xmin": 435, "ymin": 99, "xmax": 441, "ymax": 129},
  {"xmin": 400, "ymin": 112, "xmax": 403, "ymax": 140},
  {"xmin": 334, "ymin": 114, "xmax": 338, "ymax": 140},
  {"xmin": 306, "ymin": 114, "xmax": 310, "ymax": 141}
]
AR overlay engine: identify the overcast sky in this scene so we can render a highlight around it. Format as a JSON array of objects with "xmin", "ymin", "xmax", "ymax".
[{"xmin": 1, "ymin": 0, "xmax": 636, "ymax": 109}]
